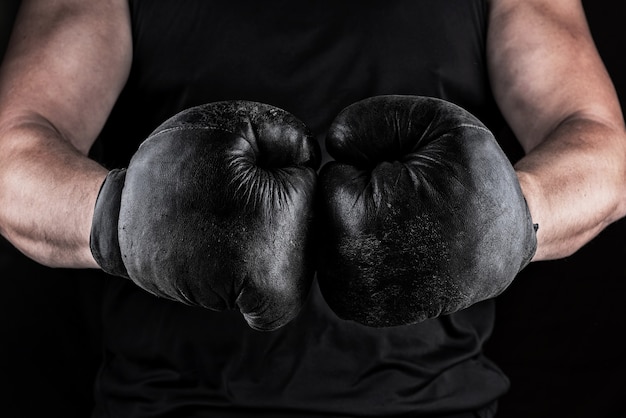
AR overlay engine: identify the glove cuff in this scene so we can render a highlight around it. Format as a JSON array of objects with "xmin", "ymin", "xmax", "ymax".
[{"xmin": 90, "ymin": 169, "xmax": 130, "ymax": 278}]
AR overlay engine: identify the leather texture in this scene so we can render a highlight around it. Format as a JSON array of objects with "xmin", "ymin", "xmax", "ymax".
[
  {"xmin": 91, "ymin": 100, "xmax": 320, "ymax": 331},
  {"xmin": 317, "ymin": 95, "xmax": 537, "ymax": 327}
]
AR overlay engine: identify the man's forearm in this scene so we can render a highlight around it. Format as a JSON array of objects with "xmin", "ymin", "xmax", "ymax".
[
  {"xmin": 0, "ymin": 121, "xmax": 107, "ymax": 268},
  {"xmin": 515, "ymin": 116, "xmax": 626, "ymax": 261}
]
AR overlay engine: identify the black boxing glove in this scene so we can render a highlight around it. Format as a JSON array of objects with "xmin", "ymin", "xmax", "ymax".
[
  {"xmin": 317, "ymin": 95, "xmax": 537, "ymax": 327},
  {"xmin": 90, "ymin": 100, "xmax": 320, "ymax": 331}
]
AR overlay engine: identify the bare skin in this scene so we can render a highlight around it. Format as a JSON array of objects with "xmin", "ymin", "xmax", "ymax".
[
  {"xmin": 0, "ymin": 0, "xmax": 131, "ymax": 267},
  {"xmin": 0, "ymin": 0, "xmax": 624, "ymax": 270},
  {"xmin": 487, "ymin": 0, "xmax": 626, "ymax": 260}
]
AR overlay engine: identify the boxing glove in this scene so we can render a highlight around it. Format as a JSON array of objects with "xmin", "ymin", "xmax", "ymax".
[
  {"xmin": 317, "ymin": 95, "xmax": 537, "ymax": 327},
  {"xmin": 90, "ymin": 100, "xmax": 320, "ymax": 331}
]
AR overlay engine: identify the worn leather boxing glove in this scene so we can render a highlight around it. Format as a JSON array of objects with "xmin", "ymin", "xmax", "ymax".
[
  {"xmin": 90, "ymin": 100, "xmax": 320, "ymax": 331},
  {"xmin": 317, "ymin": 95, "xmax": 537, "ymax": 327}
]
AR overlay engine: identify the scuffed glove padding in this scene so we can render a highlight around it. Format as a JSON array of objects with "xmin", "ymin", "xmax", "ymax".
[
  {"xmin": 90, "ymin": 100, "xmax": 321, "ymax": 331},
  {"xmin": 317, "ymin": 95, "xmax": 537, "ymax": 327}
]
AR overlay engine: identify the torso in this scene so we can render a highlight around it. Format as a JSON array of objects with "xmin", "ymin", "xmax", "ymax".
[{"xmin": 92, "ymin": 1, "xmax": 511, "ymax": 416}]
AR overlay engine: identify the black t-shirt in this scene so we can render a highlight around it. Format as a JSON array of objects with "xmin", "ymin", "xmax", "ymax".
[{"xmin": 91, "ymin": 1, "xmax": 511, "ymax": 416}]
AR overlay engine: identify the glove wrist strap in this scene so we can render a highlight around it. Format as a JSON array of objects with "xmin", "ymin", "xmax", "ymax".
[{"xmin": 89, "ymin": 168, "xmax": 130, "ymax": 278}]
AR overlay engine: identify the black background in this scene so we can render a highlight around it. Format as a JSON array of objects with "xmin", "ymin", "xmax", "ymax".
[{"xmin": 1, "ymin": 1, "xmax": 625, "ymax": 417}]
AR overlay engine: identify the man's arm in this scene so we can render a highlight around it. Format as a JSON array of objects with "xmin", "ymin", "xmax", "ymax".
[
  {"xmin": 488, "ymin": 0, "xmax": 626, "ymax": 261},
  {"xmin": 0, "ymin": 0, "xmax": 132, "ymax": 267}
]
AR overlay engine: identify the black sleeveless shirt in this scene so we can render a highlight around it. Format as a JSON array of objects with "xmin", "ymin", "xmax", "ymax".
[{"xmin": 92, "ymin": 1, "xmax": 511, "ymax": 416}]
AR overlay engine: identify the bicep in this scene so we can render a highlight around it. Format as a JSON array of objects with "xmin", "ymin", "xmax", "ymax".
[
  {"xmin": 0, "ymin": 0, "xmax": 132, "ymax": 154},
  {"xmin": 487, "ymin": 0, "xmax": 623, "ymax": 152}
]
